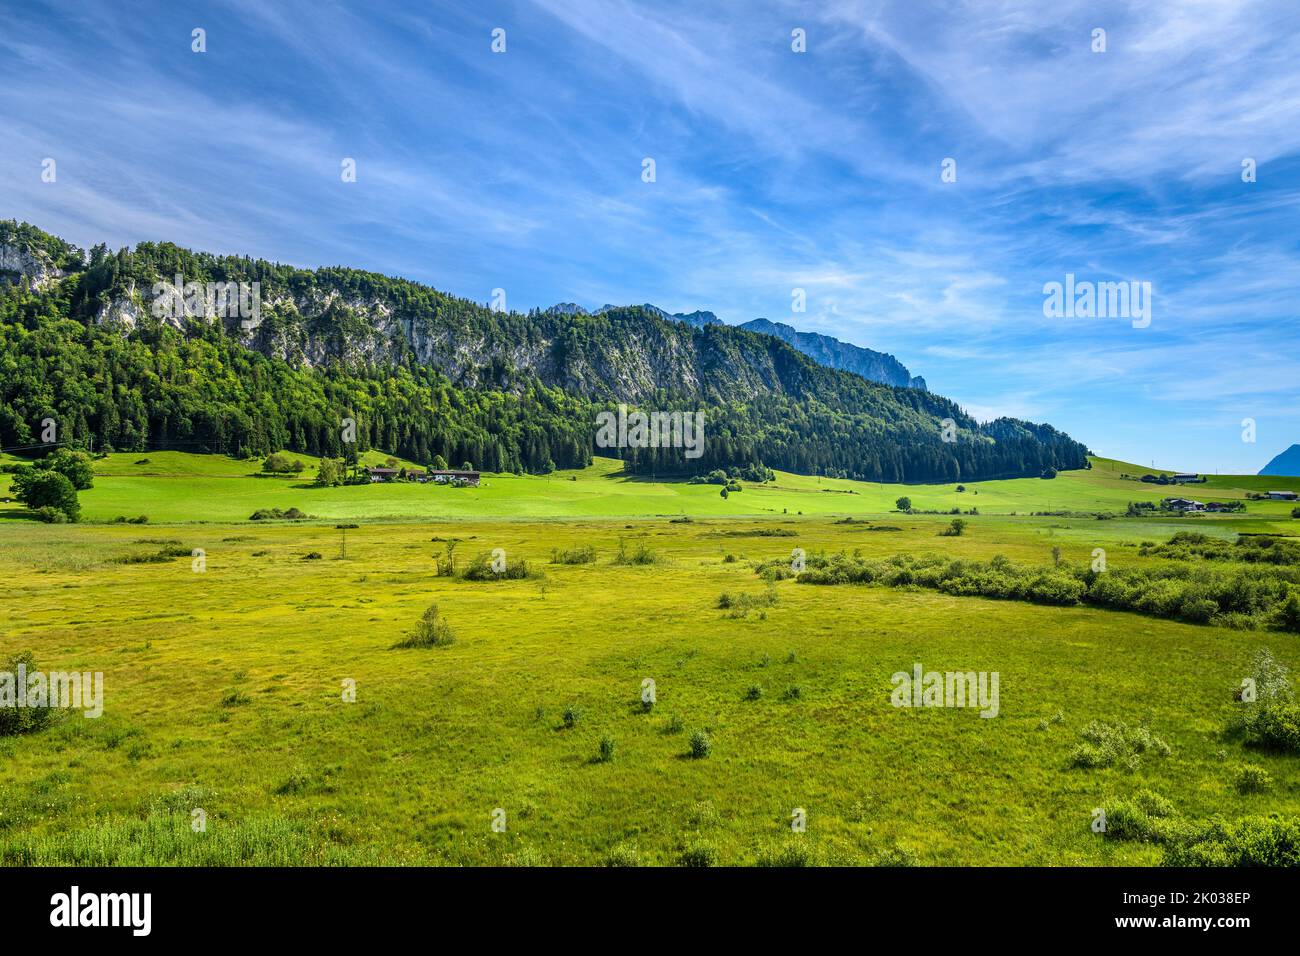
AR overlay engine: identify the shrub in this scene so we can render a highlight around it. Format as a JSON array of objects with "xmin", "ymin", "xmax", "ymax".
[
  {"xmin": 274, "ymin": 766, "xmax": 312, "ymax": 795},
  {"xmin": 611, "ymin": 539, "xmax": 661, "ymax": 566},
  {"xmin": 782, "ymin": 685, "xmax": 803, "ymax": 701},
  {"xmin": 461, "ymin": 551, "xmax": 531, "ymax": 580},
  {"xmin": 562, "ymin": 705, "xmax": 581, "ymax": 729},
  {"xmin": 756, "ymin": 840, "xmax": 815, "ymax": 867},
  {"xmin": 550, "ymin": 545, "xmax": 596, "ymax": 565},
  {"xmin": 1234, "ymin": 765, "xmax": 1273, "ymax": 794},
  {"xmin": 720, "ymin": 587, "xmax": 779, "ymax": 618},
  {"xmin": 0, "ymin": 652, "xmax": 56, "ymax": 737},
  {"xmin": 301, "ymin": 552, "xmax": 323, "ymax": 560},
  {"xmin": 1164, "ymin": 815, "xmax": 1300, "ymax": 867},
  {"xmin": 33, "ymin": 506, "xmax": 67, "ymax": 523},
  {"xmin": 744, "ymin": 684, "xmax": 763, "ymax": 701},
  {"xmin": 262, "ymin": 452, "xmax": 304, "ymax": 474},
  {"xmin": 939, "ymin": 518, "xmax": 966, "ymax": 537},
  {"xmin": 1069, "ymin": 720, "xmax": 1170, "ymax": 769},
  {"xmin": 1244, "ymin": 647, "xmax": 1292, "ymax": 704},
  {"xmin": 1278, "ymin": 592, "xmax": 1300, "ymax": 633},
  {"xmin": 764, "ymin": 548, "xmax": 1300, "ymax": 631},
  {"xmin": 688, "ymin": 730, "xmax": 712, "ymax": 759},
  {"xmin": 604, "ymin": 844, "xmax": 640, "ymax": 867},
  {"xmin": 1103, "ymin": 790, "xmax": 1176, "ymax": 842},
  {"xmin": 391, "ymin": 604, "xmax": 455, "ymax": 649},
  {"xmin": 678, "ymin": 839, "xmax": 718, "ymax": 867},
  {"xmin": 596, "ymin": 737, "xmax": 616, "ymax": 763},
  {"xmin": 872, "ymin": 842, "xmax": 918, "ymax": 867},
  {"xmin": 1244, "ymin": 703, "xmax": 1300, "ymax": 753},
  {"xmin": 249, "ymin": 507, "xmax": 311, "ymax": 521}
]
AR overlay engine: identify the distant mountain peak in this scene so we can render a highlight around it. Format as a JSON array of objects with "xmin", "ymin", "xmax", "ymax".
[
  {"xmin": 545, "ymin": 301, "xmax": 925, "ymax": 391},
  {"xmin": 590, "ymin": 303, "xmax": 721, "ymax": 328},
  {"xmin": 739, "ymin": 317, "xmax": 926, "ymax": 391},
  {"xmin": 544, "ymin": 302, "xmax": 589, "ymax": 317},
  {"xmin": 1259, "ymin": 443, "xmax": 1300, "ymax": 477}
]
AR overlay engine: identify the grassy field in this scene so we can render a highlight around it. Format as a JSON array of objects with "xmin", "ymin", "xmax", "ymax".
[
  {"xmin": 4, "ymin": 451, "xmax": 1300, "ymax": 524},
  {"xmin": 1, "ymin": 453, "xmax": 1298, "ymax": 865}
]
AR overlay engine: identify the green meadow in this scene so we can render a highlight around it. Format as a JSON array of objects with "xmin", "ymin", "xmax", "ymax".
[
  {"xmin": 4, "ymin": 451, "xmax": 1299, "ymax": 524},
  {"xmin": 1, "ymin": 453, "xmax": 1298, "ymax": 865}
]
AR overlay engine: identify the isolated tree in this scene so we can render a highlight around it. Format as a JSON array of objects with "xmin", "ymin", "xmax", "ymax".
[
  {"xmin": 895, "ymin": 496, "xmax": 912, "ymax": 511},
  {"xmin": 315, "ymin": 458, "xmax": 343, "ymax": 487},
  {"xmin": 14, "ymin": 469, "xmax": 80, "ymax": 522},
  {"xmin": 38, "ymin": 450, "xmax": 94, "ymax": 490},
  {"xmin": 262, "ymin": 452, "xmax": 300, "ymax": 474}
]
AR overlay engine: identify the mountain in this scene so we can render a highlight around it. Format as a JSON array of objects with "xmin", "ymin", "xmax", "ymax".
[
  {"xmin": 552, "ymin": 304, "xmax": 923, "ymax": 390},
  {"xmin": 1259, "ymin": 444, "xmax": 1300, "ymax": 477},
  {"xmin": 546, "ymin": 302, "xmax": 723, "ymax": 330},
  {"xmin": 0, "ymin": 220, "xmax": 1088, "ymax": 481},
  {"xmin": 739, "ymin": 318, "xmax": 926, "ymax": 391}
]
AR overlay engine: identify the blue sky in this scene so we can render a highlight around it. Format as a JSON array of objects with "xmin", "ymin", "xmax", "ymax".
[{"xmin": 3, "ymin": 0, "xmax": 1299, "ymax": 473}]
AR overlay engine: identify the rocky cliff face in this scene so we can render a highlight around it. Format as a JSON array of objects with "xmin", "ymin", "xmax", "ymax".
[
  {"xmin": 549, "ymin": 302, "xmax": 921, "ymax": 390},
  {"xmin": 739, "ymin": 318, "xmax": 926, "ymax": 391},
  {"xmin": 0, "ymin": 241, "xmax": 65, "ymax": 290},
  {"xmin": 87, "ymin": 275, "xmax": 821, "ymax": 408}
]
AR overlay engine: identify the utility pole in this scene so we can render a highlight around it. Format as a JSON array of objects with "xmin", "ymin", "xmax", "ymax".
[{"xmin": 340, "ymin": 526, "xmax": 347, "ymax": 560}]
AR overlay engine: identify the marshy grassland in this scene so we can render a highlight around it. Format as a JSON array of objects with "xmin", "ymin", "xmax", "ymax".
[{"xmin": 1, "ymin": 455, "xmax": 1298, "ymax": 865}]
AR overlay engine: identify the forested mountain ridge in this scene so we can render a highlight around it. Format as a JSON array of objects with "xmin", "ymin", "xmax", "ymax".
[
  {"xmin": 547, "ymin": 303, "xmax": 924, "ymax": 390},
  {"xmin": 0, "ymin": 220, "xmax": 1089, "ymax": 481}
]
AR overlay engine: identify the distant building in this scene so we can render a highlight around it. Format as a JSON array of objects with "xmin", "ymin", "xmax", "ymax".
[
  {"xmin": 1163, "ymin": 497, "xmax": 1205, "ymax": 512},
  {"xmin": 428, "ymin": 469, "xmax": 481, "ymax": 487},
  {"xmin": 1171, "ymin": 473, "xmax": 1199, "ymax": 483},
  {"xmin": 1266, "ymin": 490, "xmax": 1298, "ymax": 500},
  {"xmin": 365, "ymin": 466, "xmax": 400, "ymax": 483},
  {"xmin": 1205, "ymin": 501, "xmax": 1237, "ymax": 512}
]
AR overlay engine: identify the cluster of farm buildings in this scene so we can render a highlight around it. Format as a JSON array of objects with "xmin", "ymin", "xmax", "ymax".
[
  {"xmin": 1163, "ymin": 488, "xmax": 1297, "ymax": 511},
  {"xmin": 364, "ymin": 466, "xmax": 480, "ymax": 487}
]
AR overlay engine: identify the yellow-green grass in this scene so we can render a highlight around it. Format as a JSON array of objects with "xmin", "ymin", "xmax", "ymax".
[
  {"xmin": 4, "ymin": 452, "xmax": 1299, "ymax": 525},
  {"xmin": 1, "ymin": 512, "xmax": 1296, "ymax": 865}
]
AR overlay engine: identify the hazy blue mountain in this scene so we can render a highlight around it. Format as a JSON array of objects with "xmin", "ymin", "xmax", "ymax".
[{"xmin": 1259, "ymin": 444, "xmax": 1300, "ymax": 476}]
